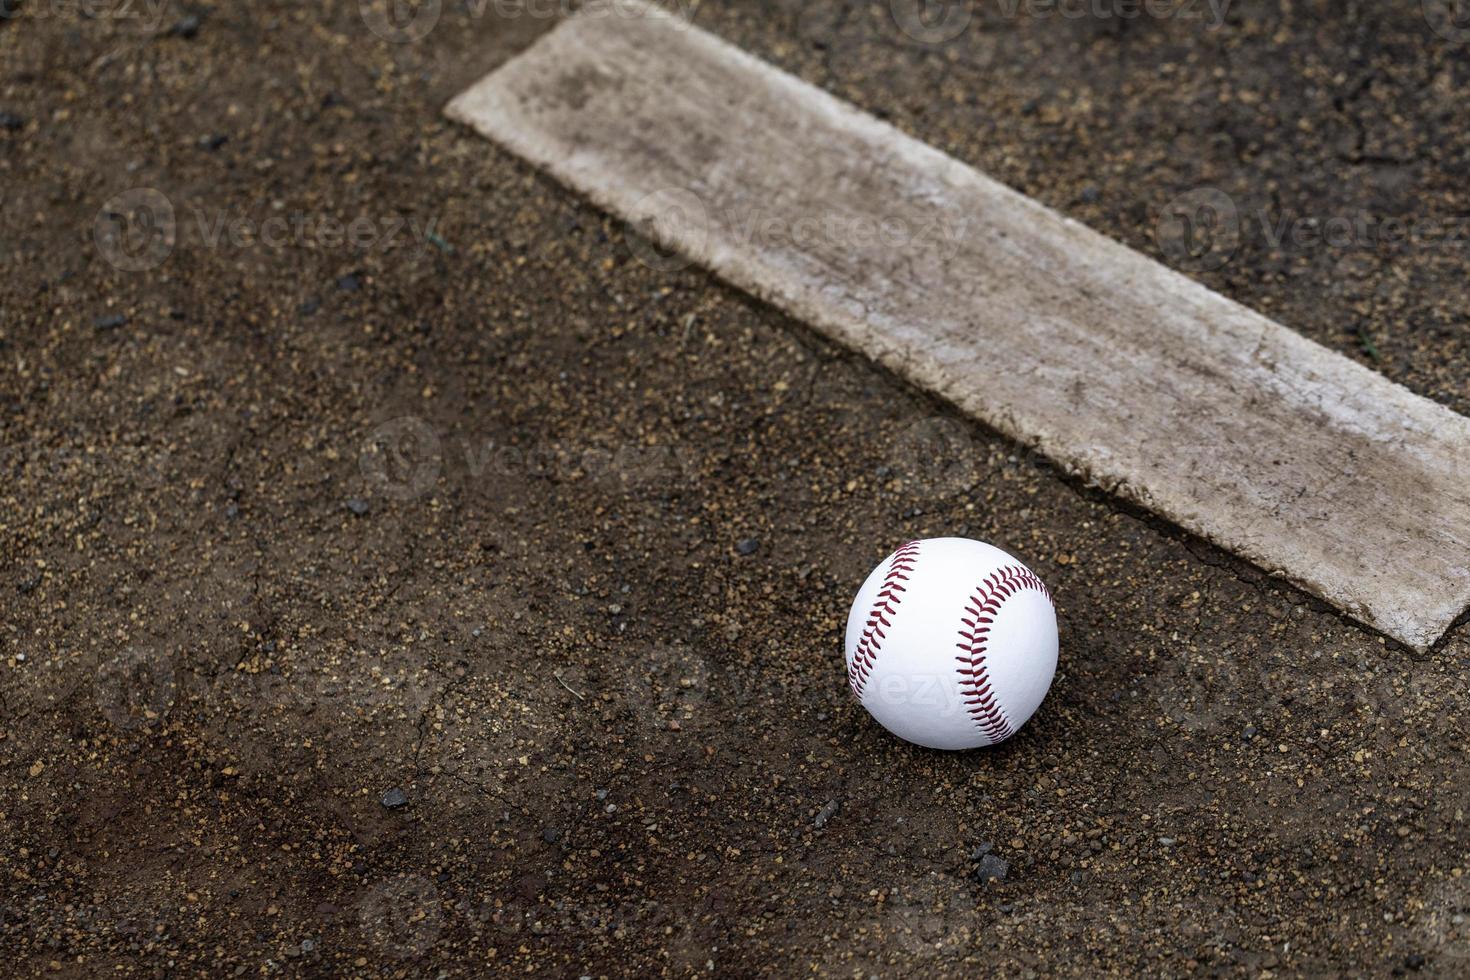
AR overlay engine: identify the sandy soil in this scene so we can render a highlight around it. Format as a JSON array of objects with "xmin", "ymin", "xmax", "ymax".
[{"xmin": 3, "ymin": 0, "xmax": 1469, "ymax": 975}]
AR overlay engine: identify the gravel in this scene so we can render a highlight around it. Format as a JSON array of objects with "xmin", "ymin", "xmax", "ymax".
[{"xmin": 3, "ymin": 2, "xmax": 1467, "ymax": 976}]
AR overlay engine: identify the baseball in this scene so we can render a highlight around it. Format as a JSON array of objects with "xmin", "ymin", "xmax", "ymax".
[{"xmin": 845, "ymin": 538, "xmax": 1058, "ymax": 750}]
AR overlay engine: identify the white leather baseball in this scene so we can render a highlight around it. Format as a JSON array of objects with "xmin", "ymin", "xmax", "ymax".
[{"xmin": 844, "ymin": 538, "xmax": 1058, "ymax": 750}]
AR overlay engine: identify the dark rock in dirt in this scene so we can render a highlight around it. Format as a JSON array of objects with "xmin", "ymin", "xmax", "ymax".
[
  {"xmin": 169, "ymin": 15, "xmax": 202, "ymax": 38},
  {"xmin": 94, "ymin": 314, "xmax": 127, "ymax": 330},
  {"xmin": 0, "ymin": 112, "xmax": 22, "ymax": 131},
  {"xmin": 975, "ymin": 855, "xmax": 1009, "ymax": 883},
  {"xmin": 542, "ymin": 827, "xmax": 561, "ymax": 843},
  {"xmin": 345, "ymin": 498, "xmax": 370, "ymax": 516},
  {"xmin": 337, "ymin": 274, "xmax": 361, "ymax": 293},
  {"xmin": 736, "ymin": 538, "xmax": 759, "ymax": 555},
  {"xmin": 379, "ymin": 787, "xmax": 408, "ymax": 810},
  {"xmin": 813, "ymin": 799, "xmax": 840, "ymax": 829}
]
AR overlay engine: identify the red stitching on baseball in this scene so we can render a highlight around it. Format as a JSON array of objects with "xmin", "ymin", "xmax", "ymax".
[
  {"xmin": 848, "ymin": 541, "xmax": 920, "ymax": 698},
  {"xmin": 955, "ymin": 564, "xmax": 1052, "ymax": 744}
]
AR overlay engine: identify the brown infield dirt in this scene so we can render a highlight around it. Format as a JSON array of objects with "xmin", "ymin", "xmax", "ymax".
[{"xmin": 3, "ymin": 1, "xmax": 1470, "ymax": 976}]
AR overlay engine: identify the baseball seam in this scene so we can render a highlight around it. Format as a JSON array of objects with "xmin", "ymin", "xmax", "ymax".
[
  {"xmin": 955, "ymin": 565, "xmax": 1053, "ymax": 744},
  {"xmin": 847, "ymin": 541, "xmax": 921, "ymax": 699}
]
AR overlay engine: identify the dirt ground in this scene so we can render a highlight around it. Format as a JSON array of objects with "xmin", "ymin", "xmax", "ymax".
[{"xmin": 3, "ymin": 0, "xmax": 1470, "ymax": 976}]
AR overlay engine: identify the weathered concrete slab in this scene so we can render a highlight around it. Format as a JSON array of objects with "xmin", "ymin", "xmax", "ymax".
[{"xmin": 445, "ymin": 2, "xmax": 1470, "ymax": 650}]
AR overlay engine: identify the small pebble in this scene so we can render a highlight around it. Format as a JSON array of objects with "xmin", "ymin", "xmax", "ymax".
[
  {"xmin": 170, "ymin": 14, "xmax": 202, "ymax": 38},
  {"xmin": 345, "ymin": 498, "xmax": 369, "ymax": 516},
  {"xmin": 94, "ymin": 314, "xmax": 127, "ymax": 331},
  {"xmin": 0, "ymin": 112, "xmax": 23, "ymax": 131},
  {"xmin": 542, "ymin": 827, "xmax": 561, "ymax": 843},
  {"xmin": 814, "ymin": 799, "xmax": 840, "ymax": 829},
  {"xmin": 736, "ymin": 538, "xmax": 759, "ymax": 556},
  {"xmin": 379, "ymin": 787, "xmax": 408, "ymax": 809},
  {"xmin": 337, "ymin": 274, "xmax": 361, "ymax": 292},
  {"xmin": 975, "ymin": 854, "xmax": 1009, "ymax": 883}
]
